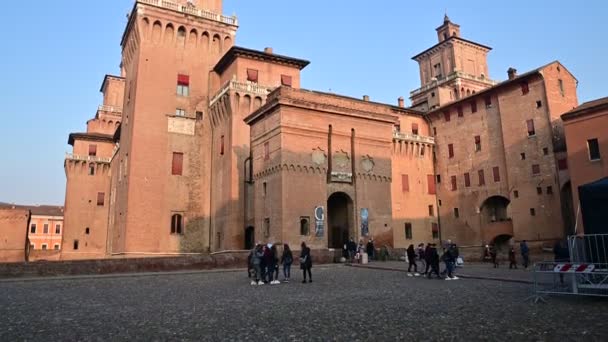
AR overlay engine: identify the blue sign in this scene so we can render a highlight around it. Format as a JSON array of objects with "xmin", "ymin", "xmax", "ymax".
[
  {"xmin": 361, "ymin": 208, "xmax": 369, "ymax": 236},
  {"xmin": 314, "ymin": 206, "xmax": 324, "ymax": 237}
]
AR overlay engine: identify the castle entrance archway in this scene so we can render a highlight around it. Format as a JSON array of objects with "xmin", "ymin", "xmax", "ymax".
[{"xmin": 327, "ymin": 192, "xmax": 354, "ymax": 249}]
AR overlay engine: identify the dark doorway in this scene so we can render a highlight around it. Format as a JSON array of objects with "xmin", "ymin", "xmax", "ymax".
[
  {"xmin": 244, "ymin": 226, "xmax": 254, "ymax": 250},
  {"xmin": 492, "ymin": 234, "xmax": 513, "ymax": 252},
  {"xmin": 327, "ymin": 192, "xmax": 354, "ymax": 249}
]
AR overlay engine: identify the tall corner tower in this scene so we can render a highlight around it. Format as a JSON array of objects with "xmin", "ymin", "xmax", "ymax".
[
  {"xmin": 111, "ymin": 0, "xmax": 238, "ymax": 254},
  {"xmin": 409, "ymin": 15, "xmax": 496, "ymax": 111}
]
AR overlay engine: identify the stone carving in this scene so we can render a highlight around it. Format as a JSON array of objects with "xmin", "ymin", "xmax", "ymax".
[
  {"xmin": 361, "ymin": 155, "xmax": 375, "ymax": 173},
  {"xmin": 168, "ymin": 116, "xmax": 195, "ymax": 135},
  {"xmin": 333, "ymin": 149, "xmax": 350, "ymax": 169},
  {"xmin": 311, "ymin": 147, "xmax": 326, "ymax": 165}
]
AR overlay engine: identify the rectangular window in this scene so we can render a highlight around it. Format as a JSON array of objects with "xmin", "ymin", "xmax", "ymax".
[
  {"xmin": 547, "ymin": 186, "xmax": 553, "ymax": 194},
  {"xmin": 527, "ymin": 119, "xmax": 535, "ymax": 136},
  {"xmin": 432, "ymin": 223, "xmax": 439, "ymax": 239},
  {"xmin": 300, "ymin": 217, "xmax": 310, "ymax": 236},
  {"xmin": 436, "ymin": 174, "xmax": 441, "ymax": 184},
  {"xmin": 220, "ymin": 135, "xmax": 225, "ymax": 155},
  {"xmin": 530, "ymin": 208, "xmax": 536, "ymax": 216},
  {"xmin": 521, "ymin": 81, "xmax": 529, "ymax": 95},
  {"xmin": 474, "ymin": 135, "xmax": 481, "ymax": 152},
  {"xmin": 175, "ymin": 108, "xmax": 186, "ymax": 117},
  {"xmin": 514, "ymin": 190, "xmax": 519, "ymax": 198},
  {"xmin": 454, "ymin": 208, "xmax": 460, "ymax": 218},
  {"xmin": 54, "ymin": 244, "xmax": 60, "ymax": 250},
  {"xmin": 464, "ymin": 172, "xmax": 471, "ymax": 187},
  {"xmin": 263, "ymin": 182, "xmax": 267, "ymax": 197},
  {"xmin": 30, "ymin": 224, "xmax": 36, "ymax": 234},
  {"xmin": 448, "ymin": 144, "xmax": 454, "ymax": 158},
  {"xmin": 247, "ymin": 69, "xmax": 259, "ymax": 83},
  {"xmin": 470, "ymin": 100, "xmax": 477, "ymax": 113},
  {"xmin": 281, "ymin": 75, "xmax": 292, "ymax": 87},
  {"xmin": 401, "ymin": 174, "xmax": 409, "ymax": 192},
  {"xmin": 55, "ymin": 224, "xmax": 61, "ymax": 234},
  {"xmin": 558, "ymin": 79, "xmax": 564, "ymax": 96},
  {"xmin": 457, "ymin": 106, "xmax": 463, "ymax": 117},
  {"xmin": 264, "ymin": 142, "xmax": 270, "ymax": 160},
  {"xmin": 428, "ymin": 205, "xmax": 434, "ymax": 216},
  {"xmin": 520, "ymin": 152, "xmax": 526, "ymax": 160},
  {"xmin": 73, "ymin": 240, "xmax": 79, "ymax": 250},
  {"xmin": 543, "ymin": 147, "xmax": 549, "ymax": 155},
  {"xmin": 43, "ymin": 224, "xmax": 49, "ymax": 234},
  {"xmin": 537, "ymin": 187, "xmax": 542, "ymax": 195},
  {"xmin": 427, "ymin": 174, "xmax": 436, "ymax": 194},
  {"xmin": 532, "ymin": 164, "xmax": 540, "ymax": 175},
  {"xmin": 42, "ymin": 244, "xmax": 47, "ymax": 251},
  {"xmin": 97, "ymin": 192, "xmax": 105, "ymax": 206},
  {"xmin": 263, "ymin": 218, "xmax": 270, "ymax": 237},
  {"xmin": 536, "ymin": 100, "xmax": 542, "ymax": 108},
  {"xmin": 88, "ymin": 144, "xmax": 97, "ymax": 156},
  {"xmin": 433, "ymin": 127, "xmax": 437, "ymax": 135},
  {"xmin": 395, "ymin": 124, "xmax": 401, "ymax": 132},
  {"xmin": 196, "ymin": 111, "xmax": 204, "ymax": 121},
  {"xmin": 30, "ymin": 244, "xmax": 35, "ymax": 250},
  {"xmin": 588, "ymin": 138, "xmax": 601, "ymax": 160},
  {"xmin": 444, "ymin": 111, "xmax": 451, "ymax": 122},
  {"xmin": 411, "ymin": 123, "xmax": 419, "ymax": 135},
  {"xmin": 478, "ymin": 170, "xmax": 485, "ymax": 186},
  {"xmin": 557, "ymin": 158, "xmax": 568, "ymax": 170},
  {"xmin": 484, "ymin": 96, "xmax": 492, "ymax": 108},
  {"xmin": 493, "ymin": 166, "xmax": 500, "ymax": 182},
  {"xmin": 405, "ymin": 223, "xmax": 413, "ymax": 240},
  {"xmin": 176, "ymin": 78, "xmax": 190, "ymax": 96},
  {"xmin": 172, "ymin": 152, "xmax": 183, "ymax": 175},
  {"xmin": 451, "ymin": 176, "xmax": 457, "ymax": 191}
]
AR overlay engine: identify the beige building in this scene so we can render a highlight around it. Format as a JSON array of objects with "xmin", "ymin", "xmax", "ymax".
[{"xmin": 60, "ymin": 0, "xmax": 579, "ymax": 259}]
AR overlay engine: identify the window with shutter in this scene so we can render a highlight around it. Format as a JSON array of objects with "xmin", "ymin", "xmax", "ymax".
[
  {"xmin": 527, "ymin": 119, "xmax": 535, "ymax": 136},
  {"xmin": 451, "ymin": 176, "xmax": 457, "ymax": 191},
  {"xmin": 464, "ymin": 172, "xmax": 470, "ymax": 187},
  {"xmin": 172, "ymin": 152, "xmax": 183, "ymax": 175},
  {"xmin": 247, "ymin": 69, "xmax": 259, "ymax": 83},
  {"xmin": 478, "ymin": 170, "xmax": 485, "ymax": 186},
  {"xmin": 448, "ymin": 144, "xmax": 454, "ymax": 158},
  {"xmin": 97, "ymin": 192, "xmax": 105, "ymax": 206},
  {"xmin": 88, "ymin": 144, "xmax": 97, "ymax": 156},
  {"xmin": 401, "ymin": 174, "xmax": 409, "ymax": 192},
  {"xmin": 493, "ymin": 166, "xmax": 500, "ymax": 182}
]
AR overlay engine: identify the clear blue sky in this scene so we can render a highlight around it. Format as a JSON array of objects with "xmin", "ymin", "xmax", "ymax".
[{"xmin": 0, "ymin": 0, "xmax": 606, "ymax": 205}]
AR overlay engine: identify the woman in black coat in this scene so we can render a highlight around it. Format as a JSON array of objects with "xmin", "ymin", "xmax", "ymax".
[{"xmin": 300, "ymin": 242, "xmax": 312, "ymax": 283}]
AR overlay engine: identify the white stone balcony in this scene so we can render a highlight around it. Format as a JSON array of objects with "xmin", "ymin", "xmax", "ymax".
[
  {"xmin": 410, "ymin": 71, "xmax": 498, "ymax": 97},
  {"xmin": 98, "ymin": 105, "xmax": 122, "ymax": 114},
  {"xmin": 393, "ymin": 131, "xmax": 435, "ymax": 145},
  {"xmin": 138, "ymin": 0, "xmax": 238, "ymax": 26},
  {"xmin": 209, "ymin": 78, "xmax": 272, "ymax": 106},
  {"xmin": 65, "ymin": 153, "xmax": 111, "ymax": 164}
]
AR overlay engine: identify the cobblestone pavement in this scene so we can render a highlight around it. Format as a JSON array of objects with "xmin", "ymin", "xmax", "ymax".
[{"xmin": 1, "ymin": 265, "xmax": 607, "ymax": 341}]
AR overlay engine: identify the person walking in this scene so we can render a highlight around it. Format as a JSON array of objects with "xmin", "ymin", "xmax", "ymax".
[
  {"xmin": 424, "ymin": 243, "xmax": 432, "ymax": 275},
  {"xmin": 520, "ymin": 240, "xmax": 530, "ymax": 269},
  {"xmin": 281, "ymin": 244, "xmax": 293, "ymax": 282},
  {"xmin": 508, "ymin": 246, "xmax": 517, "ymax": 269},
  {"xmin": 366, "ymin": 238, "xmax": 375, "ymax": 261},
  {"xmin": 357, "ymin": 240, "xmax": 365, "ymax": 263},
  {"xmin": 263, "ymin": 244, "xmax": 274, "ymax": 284},
  {"xmin": 417, "ymin": 243, "xmax": 426, "ymax": 274},
  {"xmin": 490, "ymin": 245, "xmax": 499, "ymax": 268},
  {"xmin": 427, "ymin": 244, "xmax": 441, "ymax": 279},
  {"xmin": 300, "ymin": 242, "xmax": 312, "ymax": 283},
  {"xmin": 406, "ymin": 244, "xmax": 419, "ymax": 276},
  {"xmin": 347, "ymin": 238, "xmax": 357, "ymax": 264}
]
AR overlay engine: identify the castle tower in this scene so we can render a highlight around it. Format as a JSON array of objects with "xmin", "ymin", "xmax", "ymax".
[
  {"xmin": 108, "ymin": 0, "xmax": 238, "ymax": 254},
  {"xmin": 409, "ymin": 15, "xmax": 496, "ymax": 111}
]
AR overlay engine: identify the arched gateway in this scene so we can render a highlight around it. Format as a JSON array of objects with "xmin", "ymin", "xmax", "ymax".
[{"xmin": 327, "ymin": 192, "xmax": 354, "ymax": 249}]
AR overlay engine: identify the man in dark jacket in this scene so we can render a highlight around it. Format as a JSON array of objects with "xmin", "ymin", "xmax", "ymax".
[
  {"xmin": 427, "ymin": 244, "xmax": 441, "ymax": 279},
  {"xmin": 424, "ymin": 243, "xmax": 432, "ymax": 275},
  {"xmin": 347, "ymin": 238, "xmax": 357, "ymax": 264},
  {"xmin": 520, "ymin": 240, "xmax": 530, "ymax": 269},
  {"xmin": 366, "ymin": 239, "xmax": 375, "ymax": 261}
]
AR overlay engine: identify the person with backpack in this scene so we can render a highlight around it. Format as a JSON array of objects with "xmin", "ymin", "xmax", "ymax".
[
  {"xmin": 300, "ymin": 242, "xmax": 312, "ymax": 283},
  {"xmin": 281, "ymin": 244, "xmax": 293, "ymax": 282}
]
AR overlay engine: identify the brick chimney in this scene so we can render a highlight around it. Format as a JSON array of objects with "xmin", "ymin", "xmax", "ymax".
[
  {"xmin": 398, "ymin": 97, "xmax": 405, "ymax": 108},
  {"xmin": 264, "ymin": 47, "xmax": 273, "ymax": 54},
  {"xmin": 363, "ymin": 95, "xmax": 369, "ymax": 101},
  {"xmin": 507, "ymin": 67, "xmax": 517, "ymax": 80}
]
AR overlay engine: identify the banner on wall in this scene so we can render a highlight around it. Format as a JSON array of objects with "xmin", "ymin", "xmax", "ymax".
[
  {"xmin": 361, "ymin": 208, "xmax": 369, "ymax": 236},
  {"xmin": 314, "ymin": 206, "xmax": 324, "ymax": 237}
]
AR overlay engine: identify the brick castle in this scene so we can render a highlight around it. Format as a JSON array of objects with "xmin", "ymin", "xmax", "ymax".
[{"xmin": 61, "ymin": 1, "xmax": 578, "ymax": 259}]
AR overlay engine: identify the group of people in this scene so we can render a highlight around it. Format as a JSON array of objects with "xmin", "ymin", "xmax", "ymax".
[
  {"xmin": 247, "ymin": 241, "xmax": 313, "ymax": 285},
  {"xmin": 484, "ymin": 240, "xmax": 530, "ymax": 269},
  {"xmin": 343, "ymin": 238, "xmax": 375, "ymax": 263},
  {"xmin": 406, "ymin": 241, "xmax": 461, "ymax": 280}
]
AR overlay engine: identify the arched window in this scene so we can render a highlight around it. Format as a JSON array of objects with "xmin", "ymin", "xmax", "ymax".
[
  {"xmin": 171, "ymin": 214, "xmax": 183, "ymax": 234},
  {"xmin": 300, "ymin": 217, "xmax": 310, "ymax": 236}
]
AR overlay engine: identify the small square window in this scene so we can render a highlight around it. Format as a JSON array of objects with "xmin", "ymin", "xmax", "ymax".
[
  {"xmin": 196, "ymin": 111, "xmax": 204, "ymax": 120},
  {"xmin": 547, "ymin": 186, "xmax": 553, "ymax": 194},
  {"xmin": 532, "ymin": 164, "xmax": 540, "ymax": 175},
  {"xmin": 42, "ymin": 244, "xmax": 47, "ymax": 251},
  {"xmin": 521, "ymin": 81, "xmax": 529, "ymax": 95},
  {"xmin": 97, "ymin": 192, "xmax": 105, "ymax": 206},
  {"xmin": 470, "ymin": 101, "xmax": 477, "ymax": 113},
  {"xmin": 88, "ymin": 144, "xmax": 97, "ymax": 156},
  {"xmin": 438, "ymin": 199, "xmax": 442, "ymax": 206},
  {"xmin": 484, "ymin": 96, "xmax": 492, "ymax": 108},
  {"xmin": 30, "ymin": 224, "xmax": 36, "ymax": 234},
  {"xmin": 431, "ymin": 92, "xmax": 435, "ymax": 98},
  {"xmin": 54, "ymin": 244, "xmax": 60, "ymax": 250},
  {"xmin": 73, "ymin": 240, "xmax": 79, "ymax": 250},
  {"xmin": 537, "ymin": 187, "xmax": 542, "ymax": 195},
  {"xmin": 543, "ymin": 147, "xmax": 549, "ymax": 155},
  {"xmin": 514, "ymin": 190, "xmax": 519, "ymax": 198},
  {"xmin": 520, "ymin": 153, "xmax": 526, "ymax": 160},
  {"xmin": 453, "ymin": 208, "xmax": 460, "ymax": 218},
  {"xmin": 85, "ymin": 227, "xmax": 90, "ymax": 234},
  {"xmin": 558, "ymin": 158, "xmax": 568, "ymax": 170},
  {"xmin": 412, "ymin": 123, "xmax": 419, "ymax": 135},
  {"xmin": 530, "ymin": 208, "xmax": 536, "ymax": 216},
  {"xmin": 536, "ymin": 100, "xmax": 542, "ymax": 108},
  {"xmin": 176, "ymin": 108, "xmax": 186, "ymax": 117},
  {"xmin": 457, "ymin": 106, "xmax": 463, "ymax": 117},
  {"xmin": 247, "ymin": 69, "xmax": 259, "ymax": 83},
  {"xmin": 281, "ymin": 75, "xmax": 292, "ymax": 87},
  {"xmin": 428, "ymin": 205, "xmax": 434, "ymax": 216}
]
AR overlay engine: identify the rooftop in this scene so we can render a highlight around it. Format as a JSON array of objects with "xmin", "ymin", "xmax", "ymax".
[
  {"xmin": 412, "ymin": 36, "xmax": 492, "ymax": 61},
  {"xmin": 561, "ymin": 96, "xmax": 608, "ymax": 121},
  {"xmin": 214, "ymin": 46, "xmax": 310, "ymax": 74},
  {"xmin": 68, "ymin": 132, "xmax": 115, "ymax": 146},
  {"xmin": 0, "ymin": 202, "xmax": 64, "ymax": 217}
]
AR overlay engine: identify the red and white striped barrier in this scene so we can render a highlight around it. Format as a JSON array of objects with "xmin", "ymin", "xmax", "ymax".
[{"xmin": 553, "ymin": 263, "xmax": 595, "ymax": 273}]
